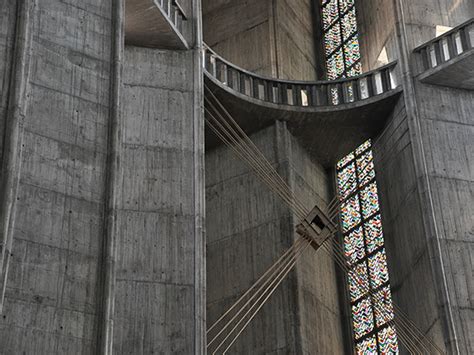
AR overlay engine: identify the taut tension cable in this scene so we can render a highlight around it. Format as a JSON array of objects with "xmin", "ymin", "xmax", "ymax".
[{"xmin": 204, "ymin": 84, "xmax": 445, "ymax": 354}]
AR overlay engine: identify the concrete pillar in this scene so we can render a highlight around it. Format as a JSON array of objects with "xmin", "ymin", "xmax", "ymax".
[
  {"xmin": 205, "ymin": 122, "xmax": 346, "ymax": 353},
  {"xmin": 203, "ymin": 0, "xmax": 318, "ymax": 80},
  {"xmin": 0, "ymin": 0, "xmax": 205, "ymax": 353}
]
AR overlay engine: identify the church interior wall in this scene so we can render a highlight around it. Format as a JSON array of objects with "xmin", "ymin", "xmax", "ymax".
[{"xmin": 0, "ymin": 0, "xmax": 114, "ymax": 352}]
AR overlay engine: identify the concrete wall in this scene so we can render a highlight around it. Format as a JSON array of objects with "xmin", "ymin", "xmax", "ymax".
[
  {"xmin": 206, "ymin": 124, "xmax": 299, "ymax": 353},
  {"xmin": 373, "ymin": 99, "xmax": 448, "ymax": 353},
  {"xmin": 0, "ymin": 0, "xmax": 17, "ymax": 163},
  {"xmin": 273, "ymin": 0, "xmax": 317, "ymax": 80},
  {"xmin": 113, "ymin": 45, "xmax": 204, "ymax": 354},
  {"xmin": 0, "ymin": 0, "xmax": 114, "ymax": 353},
  {"xmin": 356, "ymin": 0, "xmax": 398, "ymax": 71},
  {"xmin": 0, "ymin": 1, "xmax": 205, "ymax": 354},
  {"xmin": 414, "ymin": 82, "xmax": 474, "ymax": 354},
  {"xmin": 401, "ymin": 0, "xmax": 474, "ymax": 50},
  {"xmin": 202, "ymin": 0, "xmax": 317, "ymax": 79},
  {"xmin": 285, "ymin": 125, "xmax": 346, "ymax": 354},
  {"xmin": 206, "ymin": 122, "xmax": 345, "ymax": 353}
]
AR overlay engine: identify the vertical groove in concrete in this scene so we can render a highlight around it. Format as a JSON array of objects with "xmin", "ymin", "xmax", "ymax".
[
  {"xmin": 193, "ymin": 0, "xmax": 206, "ymax": 352},
  {"xmin": 0, "ymin": 0, "xmax": 34, "ymax": 313},
  {"xmin": 98, "ymin": 0, "xmax": 124, "ymax": 353},
  {"xmin": 393, "ymin": 0, "xmax": 460, "ymax": 353}
]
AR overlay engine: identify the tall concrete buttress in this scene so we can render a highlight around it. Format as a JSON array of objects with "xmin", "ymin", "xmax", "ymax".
[{"xmin": 0, "ymin": 0, "xmax": 205, "ymax": 353}]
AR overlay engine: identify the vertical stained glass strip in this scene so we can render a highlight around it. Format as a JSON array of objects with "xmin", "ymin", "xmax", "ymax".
[
  {"xmin": 368, "ymin": 249, "xmax": 390, "ymax": 288},
  {"xmin": 349, "ymin": 261, "xmax": 369, "ymax": 302},
  {"xmin": 339, "ymin": 0, "xmax": 355, "ymax": 13},
  {"xmin": 322, "ymin": 0, "xmax": 339, "ymax": 29},
  {"xmin": 327, "ymin": 48, "xmax": 345, "ymax": 80},
  {"xmin": 356, "ymin": 149, "xmax": 375, "ymax": 187},
  {"xmin": 325, "ymin": 24, "xmax": 342, "ymax": 56},
  {"xmin": 355, "ymin": 140, "xmax": 371, "ymax": 155},
  {"xmin": 337, "ymin": 151, "xmax": 355, "ymax": 170},
  {"xmin": 352, "ymin": 298, "xmax": 374, "ymax": 339},
  {"xmin": 374, "ymin": 286, "xmax": 395, "ymax": 327},
  {"xmin": 341, "ymin": 7, "xmax": 358, "ymax": 41},
  {"xmin": 360, "ymin": 182, "xmax": 380, "ymax": 218},
  {"xmin": 344, "ymin": 36, "xmax": 361, "ymax": 68},
  {"xmin": 344, "ymin": 227, "xmax": 365, "ymax": 264},
  {"xmin": 364, "ymin": 215, "xmax": 384, "ymax": 253},
  {"xmin": 341, "ymin": 195, "xmax": 361, "ymax": 232},
  {"xmin": 356, "ymin": 336, "xmax": 377, "ymax": 355},
  {"xmin": 378, "ymin": 326, "xmax": 399, "ymax": 354},
  {"xmin": 337, "ymin": 162, "xmax": 356, "ymax": 200}
]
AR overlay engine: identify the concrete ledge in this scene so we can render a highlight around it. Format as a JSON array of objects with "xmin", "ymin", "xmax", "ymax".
[{"xmin": 418, "ymin": 48, "xmax": 474, "ymax": 91}]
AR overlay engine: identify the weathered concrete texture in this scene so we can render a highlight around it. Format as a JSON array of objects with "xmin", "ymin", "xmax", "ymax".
[
  {"xmin": 206, "ymin": 122, "xmax": 345, "ymax": 353},
  {"xmin": 414, "ymin": 82, "xmax": 474, "ymax": 354},
  {"xmin": 113, "ymin": 46, "xmax": 203, "ymax": 354},
  {"xmin": 356, "ymin": 0, "xmax": 399, "ymax": 71},
  {"xmin": 203, "ymin": 0, "xmax": 317, "ymax": 80},
  {"xmin": 203, "ymin": 0, "xmax": 274, "ymax": 76},
  {"xmin": 401, "ymin": 0, "xmax": 474, "ymax": 50},
  {"xmin": 206, "ymin": 124, "xmax": 299, "ymax": 353},
  {"xmin": 0, "ymin": 0, "xmax": 17, "ymax": 162},
  {"xmin": 272, "ymin": 0, "xmax": 317, "ymax": 80},
  {"xmin": 0, "ymin": 0, "xmax": 114, "ymax": 353},
  {"xmin": 373, "ymin": 99, "xmax": 448, "ymax": 353},
  {"xmin": 283, "ymin": 124, "xmax": 346, "ymax": 354}
]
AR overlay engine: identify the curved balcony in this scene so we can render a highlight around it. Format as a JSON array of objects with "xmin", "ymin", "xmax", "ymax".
[{"xmin": 203, "ymin": 44, "xmax": 403, "ymax": 167}]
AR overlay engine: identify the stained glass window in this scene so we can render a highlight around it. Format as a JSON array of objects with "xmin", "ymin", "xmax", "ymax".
[
  {"xmin": 356, "ymin": 336, "xmax": 377, "ymax": 355},
  {"xmin": 336, "ymin": 139, "xmax": 399, "ymax": 353},
  {"xmin": 321, "ymin": 0, "xmax": 362, "ymax": 79},
  {"xmin": 352, "ymin": 298, "xmax": 374, "ymax": 339}
]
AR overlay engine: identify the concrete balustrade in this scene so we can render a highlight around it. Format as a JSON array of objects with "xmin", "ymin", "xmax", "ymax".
[
  {"xmin": 414, "ymin": 18, "xmax": 474, "ymax": 73},
  {"xmin": 204, "ymin": 44, "xmax": 398, "ymax": 107}
]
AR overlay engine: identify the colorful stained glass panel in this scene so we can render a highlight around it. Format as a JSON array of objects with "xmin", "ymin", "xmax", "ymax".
[
  {"xmin": 337, "ymin": 162, "xmax": 356, "ymax": 200},
  {"xmin": 352, "ymin": 298, "xmax": 374, "ymax": 339},
  {"xmin": 378, "ymin": 326, "xmax": 399, "ymax": 354},
  {"xmin": 344, "ymin": 227, "xmax": 365, "ymax": 264},
  {"xmin": 374, "ymin": 286, "xmax": 395, "ymax": 327},
  {"xmin": 349, "ymin": 261, "xmax": 369, "ymax": 302},
  {"xmin": 360, "ymin": 182, "xmax": 380, "ymax": 218},
  {"xmin": 325, "ymin": 24, "xmax": 342, "ymax": 56},
  {"xmin": 337, "ymin": 151, "xmax": 355, "ymax": 170},
  {"xmin": 327, "ymin": 48, "xmax": 345, "ymax": 80},
  {"xmin": 356, "ymin": 140, "xmax": 371, "ymax": 155},
  {"xmin": 356, "ymin": 149, "xmax": 375, "ymax": 187},
  {"xmin": 347, "ymin": 62, "xmax": 362, "ymax": 77},
  {"xmin": 364, "ymin": 215, "xmax": 384, "ymax": 253},
  {"xmin": 368, "ymin": 249, "xmax": 390, "ymax": 288},
  {"xmin": 341, "ymin": 195, "xmax": 361, "ymax": 232},
  {"xmin": 322, "ymin": 0, "xmax": 339, "ymax": 29},
  {"xmin": 344, "ymin": 36, "xmax": 361, "ymax": 68},
  {"xmin": 356, "ymin": 336, "xmax": 377, "ymax": 355},
  {"xmin": 341, "ymin": 7, "xmax": 358, "ymax": 41},
  {"xmin": 339, "ymin": 0, "xmax": 355, "ymax": 13}
]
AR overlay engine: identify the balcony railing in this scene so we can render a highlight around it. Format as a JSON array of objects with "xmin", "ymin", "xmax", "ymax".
[
  {"xmin": 414, "ymin": 18, "xmax": 474, "ymax": 73},
  {"xmin": 203, "ymin": 44, "xmax": 399, "ymax": 107},
  {"xmin": 158, "ymin": 0, "xmax": 188, "ymax": 38}
]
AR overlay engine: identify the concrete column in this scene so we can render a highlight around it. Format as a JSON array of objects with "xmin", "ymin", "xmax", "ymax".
[{"xmin": 205, "ymin": 122, "xmax": 345, "ymax": 353}]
